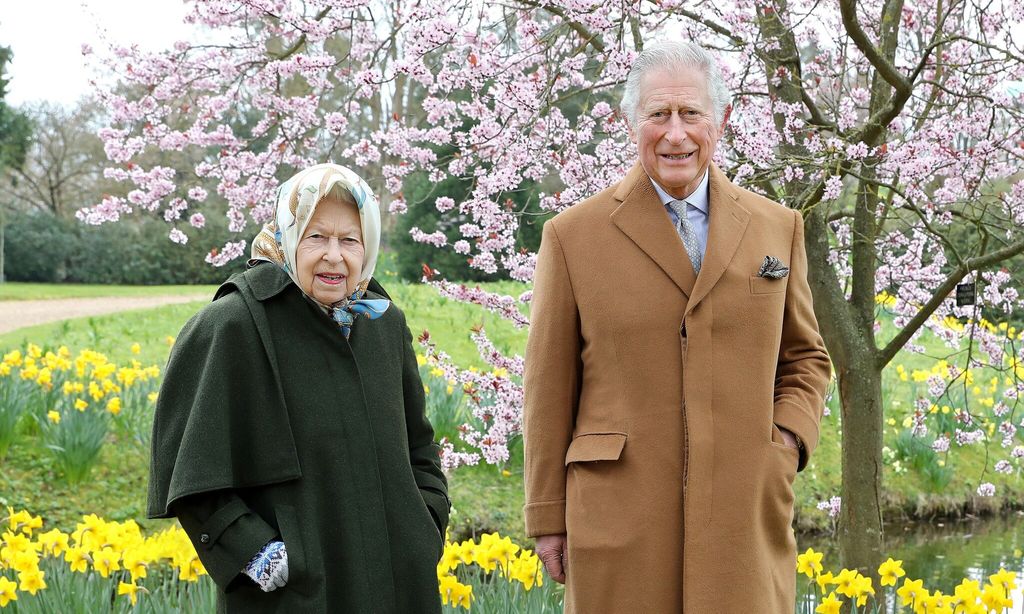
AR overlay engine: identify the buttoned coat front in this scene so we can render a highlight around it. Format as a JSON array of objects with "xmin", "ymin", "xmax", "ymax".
[{"xmin": 523, "ymin": 164, "xmax": 831, "ymax": 613}]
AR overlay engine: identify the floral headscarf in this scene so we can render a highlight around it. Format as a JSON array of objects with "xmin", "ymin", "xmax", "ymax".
[{"xmin": 250, "ymin": 163, "xmax": 389, "ymax": 337}]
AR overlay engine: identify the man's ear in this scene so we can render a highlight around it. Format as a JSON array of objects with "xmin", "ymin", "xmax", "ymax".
[
  {"xmin": 626, "ymin": 117, "xmax": 638, "ymax": 144},
  {"xmin": 719, "ymin": 104, "xmax": 733, "ymax": 132}
]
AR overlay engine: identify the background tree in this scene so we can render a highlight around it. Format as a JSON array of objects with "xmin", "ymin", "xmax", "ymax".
[
  {"xmin": 0, "ymin": 43, "xmax": 33, "ymax": 282},
  {"xmin": 87, "ymin": 0, "xmax": 1024, "ymax": 572}
]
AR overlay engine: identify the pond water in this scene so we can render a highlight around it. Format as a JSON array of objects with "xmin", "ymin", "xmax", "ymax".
[{"xmin": 795, "ymin": 513, "xmax": 1024, "ymax": 611}]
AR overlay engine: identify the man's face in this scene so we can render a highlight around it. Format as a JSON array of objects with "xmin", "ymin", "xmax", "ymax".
[{"xmin": 629, "ymin": 66, "xmax": 728, "ymax": 199}]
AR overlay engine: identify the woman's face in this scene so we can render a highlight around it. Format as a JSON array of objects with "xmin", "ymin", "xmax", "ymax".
[{"xmin": 296, "ymin": 195, "xmax": 364, "ymax": 304}]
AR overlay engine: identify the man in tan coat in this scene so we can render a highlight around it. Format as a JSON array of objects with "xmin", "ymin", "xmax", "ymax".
[{"xmin": 523, "ymin": 41, "xmax": 831, "ymax": 613}]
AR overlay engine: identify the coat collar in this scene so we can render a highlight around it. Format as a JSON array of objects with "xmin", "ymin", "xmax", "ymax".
[
  {"xmin": 610, "ymin": 163, "xmax": 749, "ymax": 307},
  {"xmin": 215, "ymin": 262, "xmax": 294, "ymax": 302}
]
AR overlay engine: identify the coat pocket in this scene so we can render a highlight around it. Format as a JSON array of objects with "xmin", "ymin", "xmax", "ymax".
[
  {"xmin": 274, "ymin": 504, "xmax": 320, "ymax": 597},
  {"xmin": 564, "ymin": 432, "xmax": 627, "ymax": 465},
  {"xmin": 749, "ymin": 275, "xmax": 787, "ymax": 295}
]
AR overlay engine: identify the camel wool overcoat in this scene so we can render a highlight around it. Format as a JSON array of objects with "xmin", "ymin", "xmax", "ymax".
[{"xmin": 523, "ymin": 164, "xmax": 831, "ymax": 613}]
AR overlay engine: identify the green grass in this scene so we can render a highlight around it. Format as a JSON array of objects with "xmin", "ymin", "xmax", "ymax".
[
  {"xmin": 0, "ymin": 282, "xmax": 217, "ymax": 301},
  {"xmin": 1, "ymin": 282, "xmax": 1022, "ymax": 543}
]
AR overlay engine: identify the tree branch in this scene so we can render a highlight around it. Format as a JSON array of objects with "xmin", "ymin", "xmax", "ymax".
[{"xmin": 838, "ymin": 0, "xmax": 910, "ymax": 93}]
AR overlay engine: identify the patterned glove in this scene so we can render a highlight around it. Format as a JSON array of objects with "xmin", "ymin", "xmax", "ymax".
[{"xmin": 242, "ymin": 540, "xmax": 289, "ymax": 592}]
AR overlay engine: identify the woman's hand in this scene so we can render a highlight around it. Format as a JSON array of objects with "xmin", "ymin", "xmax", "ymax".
[{"xmin": 242, "ymin": 540, "xmax": 289, "ymax": 592}]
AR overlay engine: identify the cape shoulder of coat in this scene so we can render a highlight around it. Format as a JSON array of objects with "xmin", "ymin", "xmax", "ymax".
[{"xmin": 147, "ymin": 264, "xmax": 390, "ymax": 519}]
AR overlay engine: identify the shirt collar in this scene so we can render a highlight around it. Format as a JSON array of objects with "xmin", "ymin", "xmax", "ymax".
[{"xmin": 650, "ymin": 168, "xmax": 710, "ymax": 215}]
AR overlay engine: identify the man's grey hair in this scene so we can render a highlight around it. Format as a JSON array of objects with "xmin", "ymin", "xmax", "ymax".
[{"xmin": 620, "ymin": 40, "xmax": 732, "ymax": 128}]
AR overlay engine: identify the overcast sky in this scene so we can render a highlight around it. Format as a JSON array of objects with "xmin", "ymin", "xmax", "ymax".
[
  {"xmin": 1, "ymin": 0, "xmax": 197, "ymax": 106},
  {"xmin": 3, "ymin": 2, "xmax": 1022, "ymax": 107}
]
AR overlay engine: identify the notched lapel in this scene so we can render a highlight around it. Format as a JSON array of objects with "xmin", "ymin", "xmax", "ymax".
[
  {"xmin": 610, "ymin": 165, "xmax": 697, "ymax": 297},
  {"xmin": 684, "ymin": 165, "xmax": 750, "ymax": 317}
]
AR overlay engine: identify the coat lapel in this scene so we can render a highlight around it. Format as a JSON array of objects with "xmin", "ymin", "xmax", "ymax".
[
  {"xmin": 684, "ymin": 164, "xmax": 750, "ymax": 318},
  {"xmin": 610, "ymin": 165, "xmax": 697, "ymax": 297}
]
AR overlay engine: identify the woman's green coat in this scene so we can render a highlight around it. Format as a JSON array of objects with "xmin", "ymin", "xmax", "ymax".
[{"xmin": 148, "ymin": 263, "xmax": 449, "ymax": 613}]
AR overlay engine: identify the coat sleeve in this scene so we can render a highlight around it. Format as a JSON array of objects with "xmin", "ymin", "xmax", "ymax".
[
  {"xmin": 522, "ymin": 220, "xmax": 581, "ymax": 538},
  {"xmin": 400, "ymin": 312, "xmax": 450, "ymax": 537},
  {"xmin": 773, "ymin": 210, "xmax": 832, "ymax": 471},
  {"xmin": 170, "ymin": 491, "xmax": 278, "ymax": 590}
]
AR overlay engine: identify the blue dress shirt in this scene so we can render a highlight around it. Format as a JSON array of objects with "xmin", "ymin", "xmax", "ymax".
[{"xmin": 651, "ymin": 169, "xmax": 710, "ymax": 260}]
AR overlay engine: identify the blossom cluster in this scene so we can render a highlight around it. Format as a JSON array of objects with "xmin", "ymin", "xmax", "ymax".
[{"xmin": 417, "ymin": 331, "xmax": 524, "ymax": 469}]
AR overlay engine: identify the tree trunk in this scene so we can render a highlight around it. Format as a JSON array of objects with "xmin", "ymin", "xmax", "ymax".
[
  {"xmin": 803, "ymin": 210, "xmax": 885, "ymax": 573},
  {"xmin": 837, "ymin": 354, "xmax": 885, "ymax": 574}
]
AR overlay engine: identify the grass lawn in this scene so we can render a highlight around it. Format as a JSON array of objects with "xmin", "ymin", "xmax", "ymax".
[
  {"xmin": 1, "ymin": 281, "xmax": 1022, "ymax": 546},
  {"xmin": 0, "ymin": 282, "xmax": 218, "ymax": 301}
]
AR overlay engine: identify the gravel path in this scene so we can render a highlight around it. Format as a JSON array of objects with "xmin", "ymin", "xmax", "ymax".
[{"xmin": 0, "ymin": 294, "xmax": 212, "ymax": 335}]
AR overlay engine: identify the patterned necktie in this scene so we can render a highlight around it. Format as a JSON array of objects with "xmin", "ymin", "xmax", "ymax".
[{"xmin": 669, "ymin": 199, "xmax": 702, "ymax": 274}]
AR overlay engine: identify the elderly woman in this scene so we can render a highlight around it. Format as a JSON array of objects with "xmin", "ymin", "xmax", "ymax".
[{"xmin": 148, "ymin": 163, "xmax": 448, "ymax": 612}]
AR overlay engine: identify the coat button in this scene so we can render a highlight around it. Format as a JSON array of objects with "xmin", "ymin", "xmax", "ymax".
[{"xmin": 200, "ymin": 533, "xmax": 210, "ymax": 544}]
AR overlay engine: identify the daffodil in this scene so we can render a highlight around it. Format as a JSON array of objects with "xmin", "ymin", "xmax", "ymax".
[
  {"xmin": 989, "ymin": 568, "xmax": 1017, "ymax": 591},
  {"xmin": 0, "ymin": 576, "xmax": 18, "ymax": 607},
  {"xmin": 118, "ymin": 581, "xmax": 145, "ymax": 605},
  {"xmin": 833, "ymin": 568, "xmax": 859, "ymax": 598},
  {"xmin": 951, "ymin": 578, "xmax": 981, "ymax": 611},
  {"xmin": 852, "ymin": 573, "xmax": 874, "ymax": 606},
  {"xmin": 47, "ymin": 410, "xmax": 61, "ymax": 424},
  {"xmin": 130, "ymin": 342, "xmax": 141, "ymax": 355},
  {"xmin": 796, "ymin": 547, "xmax": 824, "ymax": 578},
  {"xmin": 17, "ymin": 569, "xmax": 46, "ymax": 595},
  {"xmin": 897, "ymin": 577, "xmax": 926, "ymax": 607},
  {"xmin": 37, "ymin": 528, "xmax": 69, "ymax": 556},
  {"xmin": 123, "ymin": 550, "xmax": 149, "ymax": 581},
  {"xmin": 92, "ymin": 546, "xmax": 121, "ymax": 578},
  {"xmin": 815, "ymin": 570, "xmax": 835, "ymax": 595},
  {"xmin": 815, "ymin": 592, "xmax": 842, "ymax": 614},
  {"xmin": 878, "ymin": 557, "xmax": 905, "ymax": 586},
  {"xmin": 438, "ymin": 574, "xmax": 472, "ymax": 609},
  {"xmin": 64, "ymin": 546, "xmax": 90, "ymax": 573},
  {"xmin": 981, "ymin": 582, "xmax": 1012, "ymax": 611},
  {"xmin": 107, "ymin": 397, "xmax": 122, "ymax": 415}
]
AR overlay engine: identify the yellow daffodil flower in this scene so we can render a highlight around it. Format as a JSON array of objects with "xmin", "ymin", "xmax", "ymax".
[
  {"xmin": 796, "ymin": 547, "xmax": 824, "ymax": 578},
  {"xmin": 0, "ymin": 576, "xmax": 18, "ymax": 607},
  {"xmin": 118, "ymin": 581, "xmax": 145, "ymax": 605},
  {"xmin": 17, "ymin": 569, "xmax": 46, "ymax": 595},
  {"xmin": 878, "ymin": 557, "xmax": 905, "ymax": 586},
  {"xmin": 815, "ymin": 570, "xmax": 835, "ymax": 595},
  {"xmin": 64, "ymin": 546, "xmax": 90, "ymax": 573},
  {"xmin": 897, "ymin": 577, "xmax": 926, "ymax": 607},
  {"xmin": 833, "ymin": 568, "xmax": 859, "ymax": 598},
  {"xmin": 92, "ymin": 547, "xmax": 121, "ymax": 578},
  {"xmin": 815, "ymin": 592, "xmax": 842, "ymax": 614}
]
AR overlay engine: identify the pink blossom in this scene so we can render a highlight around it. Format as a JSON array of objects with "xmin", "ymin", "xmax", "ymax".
[
  {"xmin": 169, "ymin": 228, "xmax": 189, "ymax": 244},
  {"xmin": 822, "ymin": 175, "xmax": 844, "ymax": 201},
  {"xmin": 816, "ymin": 496, "xmax": 841, "ymax": 518}
]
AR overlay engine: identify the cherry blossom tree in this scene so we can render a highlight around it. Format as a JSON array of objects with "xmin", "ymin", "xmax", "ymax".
[{"xmin": 87, "ymin": 0, "xmax": 1024, "ymax": 573}]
